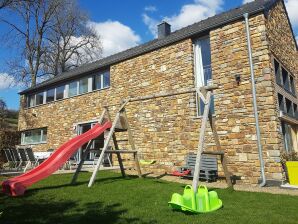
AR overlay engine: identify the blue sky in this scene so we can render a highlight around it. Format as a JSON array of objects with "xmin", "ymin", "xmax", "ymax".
[{"xmin": 0, "ymin": 0, "xmax": 297, "ymax": 110}]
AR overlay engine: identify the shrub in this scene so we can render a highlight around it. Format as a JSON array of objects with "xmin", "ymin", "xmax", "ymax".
[{"xmin": 0, "ymin": 130, "xmax": 20, "ymax": 168}]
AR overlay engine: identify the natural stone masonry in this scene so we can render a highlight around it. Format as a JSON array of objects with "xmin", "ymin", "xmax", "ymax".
[
  {"xmin": 18, "ymin": 2, "xmax": 297, "ymax": 185},
  {"xmin": 265, "ymin": 1, "xmax": 298, "ymax": 180}
]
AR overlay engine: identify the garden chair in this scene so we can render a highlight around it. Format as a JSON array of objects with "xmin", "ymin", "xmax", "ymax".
[
  {"xmin": 18, "ymin": 148, "xmax": 31, "ymax": 172},
  {"xmin": 25, "ymin": 148, "xmax": 40, "ymax": 167},
  {"xmin": 3, "ymin": 149, "xmax": 15, "ymax": 170},
  {"xmin": 10, "ymin": 148, "xmax": 22, "ymax": 170},
  {"xmin": 64, "ymin": 152, "xmax": 79, "ymax": 170}
]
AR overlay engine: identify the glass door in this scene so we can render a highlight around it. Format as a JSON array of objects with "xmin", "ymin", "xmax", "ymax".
[
  {"xmin": 193, "ymin": 36, "xmax": 214, "ymax": 116},
  {"xmin": 77, "ymin": 122, "xmax": 110, "ymax": 165}
]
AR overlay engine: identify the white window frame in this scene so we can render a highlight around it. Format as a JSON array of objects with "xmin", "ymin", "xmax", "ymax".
[
  {"xmin": 193, "ymin": 37, "xmax": 209, "ymax": 117},
  {"xmin": 25, "ymin": 69, "xmax": 111, "ymax": 108},
  {"xmin": 88, "ymin": 77, "xmax": 93, "ymax": 92},
  {"xmin": 21, "ymin": 128, "xmax": 47, "ymax": 145}
]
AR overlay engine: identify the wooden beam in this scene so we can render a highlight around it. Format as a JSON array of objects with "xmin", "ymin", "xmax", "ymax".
[
  {"xmin": 98, "ymin": 150, "xmax": 138, "ymax": 154},
  {"xmin": 127, "ymin": 88, "xmax": 196, "ymax": 102},
  {"xmin": 71, "ymin": 140, "xmax": 93, "ymax": 184},
  {"xmin": 71, "ymin": 108, "xmax": 107, "ymax": 184},
  {"xmin": 106, "ymin": 108, "xmax": 126, "ymax": 177},
  {"xmin": 88, "ymin": 109, "xmax": 122, "ymax": 187},
  {"xmin": 192, "ymin": 90, "xmax": 212, "ymax": 193},
  {"xmin": 122, "ymin": 109, "xmax": 142, "ymax": 178}
]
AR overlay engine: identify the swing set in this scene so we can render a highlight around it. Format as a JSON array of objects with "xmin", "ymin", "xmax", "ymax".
[{"xmin": 71, "ymin": 85, "xmax": 231, "ymax": 214}]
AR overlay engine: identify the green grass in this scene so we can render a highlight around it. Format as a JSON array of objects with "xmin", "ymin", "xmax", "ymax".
[{"xmin": 0, "ymin": 171, "xmax": 298, "ymax": 224}]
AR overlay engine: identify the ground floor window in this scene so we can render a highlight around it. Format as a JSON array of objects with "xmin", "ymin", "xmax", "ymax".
[
  {"xmin": 281, "ymin": 121, "xmax": 298, "ymax": 153},
  {"xmin": 21, "ymin": 128, "xmax": 47, "ymax": 145}
]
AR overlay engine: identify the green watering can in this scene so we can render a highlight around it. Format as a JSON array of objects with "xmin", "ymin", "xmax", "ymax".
[{"xmin": 168, "ymin": 185, "xmax": 222, "ymax": 213}]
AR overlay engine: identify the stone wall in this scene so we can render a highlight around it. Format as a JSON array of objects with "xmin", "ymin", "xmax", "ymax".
[
  {"xmin": 18, "ymin": 7, "xmax": 294, "ymax": 184},
  {"xmin": 265, "ymin": 0, "xmax": 298, "ymax": 178},
  {"xmin": 210, "ymin": 13, "xmax": 282, "ymax": 183}
]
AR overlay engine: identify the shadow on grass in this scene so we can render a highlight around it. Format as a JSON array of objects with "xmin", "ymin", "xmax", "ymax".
[
  {"xmin": 0, "ymin": 199, "xmax": 156, "ymax": 224},
  {"xmin": 26, "ymin": 175, "xmax": 135, "ymax": 195}
]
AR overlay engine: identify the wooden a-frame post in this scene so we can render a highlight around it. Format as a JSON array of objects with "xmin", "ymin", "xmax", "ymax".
[{"xmin": 192, "ymin": 86, "xmax": 232, "ymax": 192}]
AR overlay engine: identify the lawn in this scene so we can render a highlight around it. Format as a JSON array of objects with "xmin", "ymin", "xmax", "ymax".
[{"xmin": 0, "ymin": 171, "xmax": 297, "ymax": 224}]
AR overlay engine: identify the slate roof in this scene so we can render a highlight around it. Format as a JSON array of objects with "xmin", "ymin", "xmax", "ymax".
[{"xmin": 20, "ymin": 0, "xmax": 277, "ymax": 95}]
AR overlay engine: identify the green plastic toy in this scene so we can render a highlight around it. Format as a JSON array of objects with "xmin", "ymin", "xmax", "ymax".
[{"xmin": 168, "ymin": 185, "xmax": 222, "ymax": 213}]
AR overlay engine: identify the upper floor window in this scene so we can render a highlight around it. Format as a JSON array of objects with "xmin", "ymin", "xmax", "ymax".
[
  {"xmin": 274, "ymin": 59, "xmax": 296, "ymax": 96},
  {"xmin": 36, "ymin": 92, "xmax": 44, "ymax": 105},
  {"xmin": 69, "ymin": 81, "xmax": 78, "ymax": 97},
  {"xmin": 93, "ymin": 70, "xmax": 110, "ymax": 90},
  {"xmin": 21, "ymin": 128, "xmax": 47, "ymax": 145},
  {"xmin": 278, "ymin": 93, "xmax": 298, "ymax": 119},
  {"xmin": 27, "ymin": 94, "xmax": 35, "ymax": 107},
  {"xmin": 79, "ymin": 77, "xmax": 89, "ymax": 94},
  {"xmin": 193, "ymin": 36, "xmax": 214, "ymax": 116},
  {"xmin": 46, "ymin": 88, "xmax": 55, "ymax": 103},
  {"xmin": 25, "ymin": 69, "xmax": 110, "ymax": 108},
  {"xmin": 56, "ymin": 85, "xmax": 65, "ymax": 100}
]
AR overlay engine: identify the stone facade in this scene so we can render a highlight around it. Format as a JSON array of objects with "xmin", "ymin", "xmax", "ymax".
[{"xmin": 18, "ymin": 2, "xmax": 297, "ymax": 185}]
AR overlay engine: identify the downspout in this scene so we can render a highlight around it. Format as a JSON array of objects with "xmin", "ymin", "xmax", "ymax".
[{"xmin": 243, "ymin": 13, "xmax": 266, "ymax": 187}]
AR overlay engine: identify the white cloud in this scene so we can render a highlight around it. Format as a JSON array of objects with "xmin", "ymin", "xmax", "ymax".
[
  {"xmin": 0, "ymin": 73, "xmax": 16, "ymax": 90},
  {"xmin": 285, "ymin": 0, "xmax": 298, "ymax": 28},
  {"xmin": 143, "ymin": 0, "xmax": 223, "ymax": 37},
  {"xmin": 242, "ymin": 0, "xmax": 254, "ymax": 4},
  {"xmin": 144, "ymin": 5, "xmax": 157, "ymax": 12},
  {"xmin": 88, "ymin": 20, "xmax": 141, "ymax": 57}
]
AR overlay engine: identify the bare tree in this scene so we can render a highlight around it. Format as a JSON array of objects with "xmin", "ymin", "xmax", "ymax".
[
  {"xmin": 42, "ymin": 1, "xmax": 102, "ymax": 76},
  {"xmin": 0, "ymin": 0, "xmax": 33, "ymax": 10},
  {"xmin": 0, "ymin": 0, "xmax": 13, "ymax": 9},
  {"xmin": 0, "ymin": 98, "xmax": 7, "ymax": 129},
  {"xmin": 1, "ymin": 0, "xmax": 102, "ymax": 87}
]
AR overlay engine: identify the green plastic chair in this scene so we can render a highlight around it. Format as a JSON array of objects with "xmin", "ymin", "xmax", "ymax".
[{"xmin": 168, "ymin": 185, "xmax": 222, "ymax": 213}]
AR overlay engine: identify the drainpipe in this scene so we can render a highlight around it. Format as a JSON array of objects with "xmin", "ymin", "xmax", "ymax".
[{"xmin": 243, "ymin": 13, "xmax": 266, "ymax": 187}]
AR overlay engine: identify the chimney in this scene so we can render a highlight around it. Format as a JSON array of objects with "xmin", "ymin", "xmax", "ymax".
[{"xmin": 157, "ymin": 21, "xmax": 171, "ymax": 38}]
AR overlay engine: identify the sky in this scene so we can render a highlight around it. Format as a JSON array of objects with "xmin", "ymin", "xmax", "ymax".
[{"xmin": 0, "ymin": 0, "xmax": 297, "ymax": 110}]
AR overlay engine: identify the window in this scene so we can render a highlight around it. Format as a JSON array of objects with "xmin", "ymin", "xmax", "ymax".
[
  {"xmin": 46, "ymin": 89, "xmax": 55, "ymax": 103},
  {"xmin": 193, "ymin": 36, "xmax": 214, "ymax": 116},
  {"xmin": 103, "ymin": 71, "xmax": 110, "ymax": 88},
  {"xmin": 56, "ymin": 85, "xmax": 65, "ymax": 100},
  {"xmin": 278, "ymin": 94, "xmax": 284, "ymax": 113},
  {"xmin": 93, "ymin": 74, "xmax": 102, "ymax": 90},
  {"xmin": 282, "ymin": 68, "xmax": 290, "ymax": 91},
  {"xmin": 36, "ymin": 92, "xmax": 44, "ymax": 105},
  {"xmin": 286, "ymin": 98, "xmax": 293, "ymax": 116},
  {"xmin": 27, "ymin": 95, "xmax": 35, "ymax": 107},
  {"xmin": 93, "ymin": 70, "xmax": 110, "ymax": 90},
  {"xmin": 25, "ymin": 69, "xmax": 110, "ymax": 108},
  {"xmin": 69, "ymin": 81, "xmax": 78, "ymax": 97},
  {"xmin": 274, "ymin": 58, "xmax": 296, "ymax": 95},
  {"xmin": 290, "ymin": 76, "xmax": 296, "ymax": 95},
  {"xmin": 294, "ymin": 104, "xmax": 298, "ymax": 119},
  {"xmin": 21, "ymin": 128, "xmax": 47, "ymax": 145},
  {"xmin": 274, "ymin": 59, "xmax": 282, "ymax": 85},
  {"xmin": 79, "ymin": 77, "xmax": 89, "ymax": 94}
]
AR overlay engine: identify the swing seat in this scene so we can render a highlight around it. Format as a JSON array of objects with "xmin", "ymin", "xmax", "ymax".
[
  {"xmin": 168, "ymin": 185, "xmax": 222, "ymax": 213},
  {"xmin": 172, "ymin": 169, "xmax": 191, "ymax": 177},
  {"xmin": 139, "ymin": 159, "xmax": 156, "ymax": 165}
]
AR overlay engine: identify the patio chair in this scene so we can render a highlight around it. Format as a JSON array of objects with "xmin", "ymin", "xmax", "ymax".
[
  {"xmin": 18, "ymin": 148, "xmax": 31, "ymax": 172},
  {"xmin": 10, "ymin": 148, "xmax": 22, "ymax": 170},
  {"xmin": 3, "ymin": 149, "xmax": 15, "ymax": 169},
  {"xmin": 64, "ymin": 152, "xmax": 79, "ymax": 170},
  {"xmin": 25, "ymin": 148, "xmax": 40, "ymax": 167}
]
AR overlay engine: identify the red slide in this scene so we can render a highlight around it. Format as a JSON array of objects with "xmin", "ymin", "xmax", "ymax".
[{"xmin": 2, "ymin": 122, "xmax": 112, "ymax": 196}]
